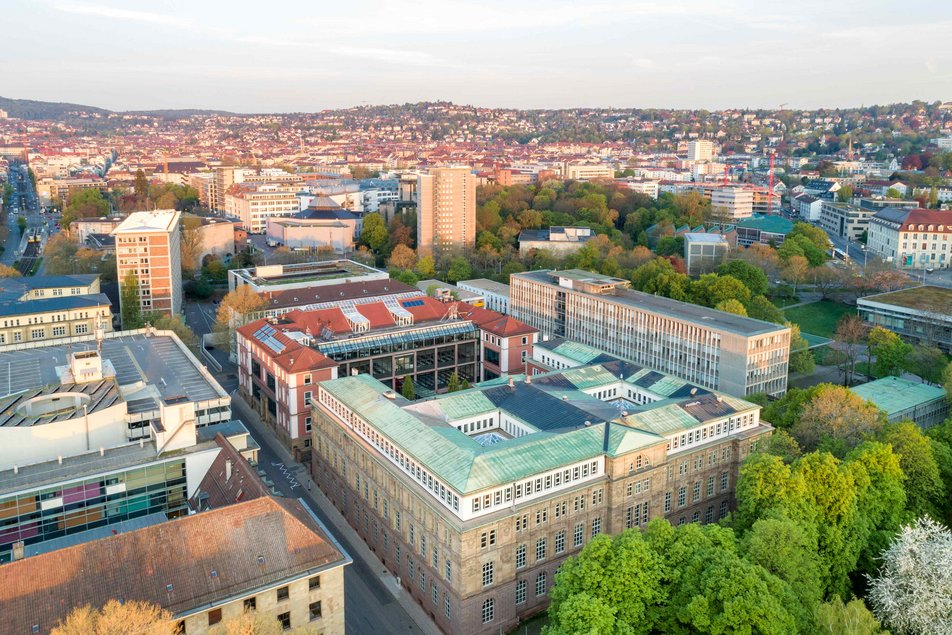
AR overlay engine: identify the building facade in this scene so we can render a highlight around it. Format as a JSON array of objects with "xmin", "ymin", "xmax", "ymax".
[
  {"xmin": 867, "ymin": 207, "xmax": 952, "ymax": 269},
  {"xmin": 0, "ymin": 274, "xmax": 112, "ymax": 345},
  {"xmin": 509, "ymin": 270, "xmax": 790, "ymax": 396},
  {"xmin": 819, "ymin": 200, "xmax": 873, "ymax": 240},
  {"xmin": 858, "ymin": 286, "xmax": 952, "ymax": 353},
  {"xmin": 711, "ymin": 186, "xmax": 753, "ymax": 220},
  {"xmin": 310, "ymin": 365, "xmax": 771, "ymax": 635},
  {"xmin": 684, "ymin": 233, "xmax": 730, "ymax": 275},
  {"xmin": 851, "ymin": 376, "xmax": 950, "ymax": 429},
  {"xmin": 518, "ymin": 226, "xmax": 595, "ymax": 257},
  {"xmin": 458, "ymin": 279, "xmax": 511, "ymax": 314},
  {"xmin": 687, "ymin": 140, "xmax": 715, "ymax": 162},
  {"xmin": 114, "ymin": 210, "xmax": 183, "ymax": 321},
  {"xmin": 417, "ymin": 167, "xmax": 476, "ymax": 255},
  {"xmin": 225, "ymin": 183, "xmax": 300, "ymax": 234}
]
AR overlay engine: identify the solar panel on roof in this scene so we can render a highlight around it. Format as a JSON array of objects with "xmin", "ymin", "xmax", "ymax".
[
  {"xmin": 401, "ymin": 299, "xmax": 425, "ymax": 308},
  {"xmin": 253, "ymin": 324, "xmax": 286, "ymax": 354}
]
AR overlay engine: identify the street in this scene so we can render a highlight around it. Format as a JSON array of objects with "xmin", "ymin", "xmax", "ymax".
[
  {"xmin": 225, "ymin": 375, "xmax": 436, "ymax": 635},
  {"xmin": 3, "ymin": 160, "xmax": 47, "ymax": 268}
]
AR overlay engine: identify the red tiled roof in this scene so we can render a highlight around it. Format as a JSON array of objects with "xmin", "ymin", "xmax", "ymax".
[
  {"xmin": 356, "ymin": 301, "xmax": 396, "ymax": 328},
  {"xmin": 189, "ymin": 434, "xmax": 270, "ymax": 510},
  {"xmin": 0, "ymin": 497, "xmax": 345, "ymax": 634}
]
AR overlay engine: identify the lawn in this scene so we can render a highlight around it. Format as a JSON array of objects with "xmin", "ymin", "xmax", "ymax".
[{"xmin": 783, "ymin": 300, "xmax": 857, "ymax": 339}]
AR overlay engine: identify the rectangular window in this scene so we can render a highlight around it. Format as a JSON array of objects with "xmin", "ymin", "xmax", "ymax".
[
  {"xmin": 574, "ymin": 523, "xmax": 584, "ymax": 547},
  {"xmin": 721, "ymin": 471, "xmax": 729, "ymax": 492},
  {"xmin": 277, "ymin": 586, "xmax": 289, "ymax": 602},
  {"xmin": 309, "ymin": 601, "xmax": 322, "ymax": 621},
  {"xmin": 304, "ymin": 391, "xmax": 312, "ymax": 405},
  {"xmin": 243, "ymin": 597, "xmax": 256, "ymax": 612},
  {"xmin": 208, "ymin": 609, "xmax": 222, "ymax": 626},
  {"xmin": 591, "ymin": 517, "xmax": 601, "ymax": 537},
  {"xmin": 707, "ymin": 476, "xmax": 715, "ymax": 497},
  {"xmin": 482, "ymin": 561, "xmax": 494, "ymax": 587},
  {"xmin": 516, "ymin": 545, "xmax": 526, "ymax": 569},
  {"xmin": 445, "ymin": 595, "xmax": 452, "ymax": 619},
  {"xmin": 535, "ymin": 571, "xmax": 547, "ymax": 597},
  {"xmin": 536, "ymin": 538, "xmax": 547, "ymax": 561},
  {"xmin": 555, "ymin": 530, "xmax": 565, "ymax": 554},
  {"xmin": 278, "ymin": 612, "xmax": 291, "ymax": 631},
  {"xmin": 692, "ymin": 482, "xmax": 701, "ymax": 502},
  {"xmin": 482, "ymin": 599, "xmax": 495, "ymax": 624},
  {"xmin": 664, "ymin": 492, "xmax": 672, "ymax": 513},
  {"xmin": 516, "ymin": 579, "xmax": 527, "ymax": 605},
  {"xmin": 309, "ymin": 576, "xmax": 321, "ymax": 590}
]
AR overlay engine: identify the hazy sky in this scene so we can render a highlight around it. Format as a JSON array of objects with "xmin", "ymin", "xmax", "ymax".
[{"xmin": 5, "ymin": 0, "xmax": 952, "ymax": 112}]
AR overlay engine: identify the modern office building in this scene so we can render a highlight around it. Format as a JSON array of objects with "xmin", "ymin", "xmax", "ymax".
[
  {"xmin": 417, "ymin": 167, "xmax": 476, "ymax": 255},
  {"xmin": 0, "ymin": 274, "xmax": 112, "ymax": 345},
  {"xmin": 867, "ymin": 207, "xmax": 952, "ymax": 269},
  {"xmin": 458, "ymin": 279, "xmax": 511, "ymax": 314},
  {"xmin": 518, "ymin": 226, "xmax": 595, "ymax": 257},
  {"xmin": 0, "ymin": 496, "xmax": 348, "ymax": 635},
  {"xmin": 819, "ymin": 200, "xmax": 874, "ymax": 240},
  {"xmin": 209, "ymin": 166, "xmax": 246, "ymax": 213},
  {"xmin": 561, "ymin": 162, "xmax": 615, "ymax": 181},
  {"xmin": 687, "ymin": 140, "xmax": 715, "ymax": 162},
  {"xmin": 711, "ymin": 186, "xmax": 754, "ymax": 220},
  {"xmin": 310, "ymin": 363, "xmax": 771, "ymax": 634},
  {"xmin": 734, "ymin": 215, "xmax": 793, "ymax": 247},
  {"xmin": 858, "ymin": 286, "xmax": 952, "ymax": 353},
  {"xmin": 236, "ymin": 297, "xmax": 536, "ymax": 456},
  {"xmin": 114, "ymin": 210, "xmax": 183, "ymax": 321},
  {"xmin": 0, "ymin": 329, "xmax": 236, "ymax": 562},
  {"xmin": 225, "ymin": 182, "xmax": 301, "ymax": 233},
  {"xmin": 510, "ymin": 270, "xmax": 790, "ymax": 396},
  {"xmin": 851, "ymin": 376, "xmax": 949, "ymax": 429},
  {"xmin": 684, "ymin": 233, "xmax": 730, "ymax": 276}
]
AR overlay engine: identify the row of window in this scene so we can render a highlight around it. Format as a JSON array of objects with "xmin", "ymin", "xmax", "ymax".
[{"xmin": 198, "ymin": 576, "xmax": 322, "ymax": 631}]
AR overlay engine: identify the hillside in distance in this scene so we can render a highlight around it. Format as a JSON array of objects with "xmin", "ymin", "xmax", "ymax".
[{"xmin": 0, "ymin": 96, "xmax": 234, "ymax": 120}]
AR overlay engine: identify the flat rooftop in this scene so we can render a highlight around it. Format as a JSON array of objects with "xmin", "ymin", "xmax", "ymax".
[
  {"xmin": 518, "ymin": 270, "xmax": 787, "ymax": 337},
  {"xmin": 851, "ymin": 376, "xmax": 947, "ymax": 415},
  {"xmin": 861, "ymin": 286, "xmax": 952, "ymax": 312},
  {"xmin": 458, "ymin": 278, "xmax": 511, "ymax": 296},
  {"xmin": 232, "ymin": 259, "xmax": 385, "ymax": 287},
  {"xmin": 113, "ymin": 209, "xmax": 180, "ymax": 233},
  {"xmin": 0, "ymin": 333, "xmax": 225, "ymax": 403}
]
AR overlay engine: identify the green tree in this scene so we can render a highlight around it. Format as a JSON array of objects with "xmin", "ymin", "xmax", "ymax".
[
  {"xmin": 690, "ymin": 274, "xmax": 751, "ymax": 308},
  {"xmin": 717, "ymin": 260, "xmax": 769, "ymax": 296},
  {"xmin": 746, "ymin": 295, "xmax": 785, "ymax": 324},
  {"xmin": 816, "ymin": 597, "xmax": 886, "ymax": 635},
  {"xmin": 360, "ymin": 213, "xmax": 389, "ymax": 253},
  {"xmin": 446, "ymin": 256, "xmax": 472, "ymax": 283},
  {"xmin": 401, "ymin": 377, "xmax": 415, "ymax": 400},
  {"xmin": 548, "ymin": 532, "xmax": 664, "ymax": 635},
  {"xmin": 847, "ymin": 442, "xmax": 907, "ymax": 575},
  {"xmin": 885, "ymin": 187, "xmax": 902, "ymax": 199},
  {"xmin": 62, "ymin": 188, "xmax": 109, "ymax": 230},
  {"xmin": 133, "ymin": 169, "xmax": 150, "ymax": 200},
  {"xmin": 714, "ymin": 298, "xmax": 748, "ymax": 316},
  {"xmin": 881, "ymin": 421, "xmax": 944, "ymax": 519},
  {"xmin": 761, "ymin": 385, "xmax": 821, "ymax": 429},
  {"xmin": 120, "ymin": 271, "xmax": 142, "ymax": 329},
  {"xmin": 789, "ymin": 324, "xmax": 816, "ymax": 375},
  {"xmin": 766, "ymin": 429, "xmax": 803, "ymax": 463},
  {"xmin": 415, "ymin": 254, "xmax": 436, "ymax": 278},
  {"xmin": 447, "ymin": 371, "xmax": 461, "ymax": 393},
  {"xmin": 16, "ymin": 215, "xmax": 26, "ymax": 234},
  {"xmin": 788, "ymin": 222, "xmax": 833, "ymax": 253},
  {"xmin": 145, "ymin": 312, "xmax": 199, "ymax": 349},
  {"xmin": 867, "ymin": 326, "xmax": 912, "ymax": 378},
  {"xmin": 837, "ymin": 185, "xmax": 854, "ymax": 203}
]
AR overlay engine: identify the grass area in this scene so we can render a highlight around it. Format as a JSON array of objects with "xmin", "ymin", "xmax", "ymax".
[
  {"xmin": 770, "ymin": 295, "xmax": 800, "ymax": 308},
  {"xmin": 783, "ymin": 300, "xmax": 857, "ymax": 339}
]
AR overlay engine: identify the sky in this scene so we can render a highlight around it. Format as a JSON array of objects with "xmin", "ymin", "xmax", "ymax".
[{"xmin": 5, "ymin": 0, "xmax": 952, "ymax": 112}]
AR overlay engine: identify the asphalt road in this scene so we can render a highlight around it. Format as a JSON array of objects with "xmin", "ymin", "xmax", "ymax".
[
  {"xmin": 3, "ymin": 161, "xmax": 47, "ymax": 267},
  {"xmin": 226, "ymin": 380, "xmax": 428, "ymax": 635}
]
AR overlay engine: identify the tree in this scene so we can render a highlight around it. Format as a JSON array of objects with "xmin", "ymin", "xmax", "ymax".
[
  {"xmin": 120, "ymin": 271, "xmax": 143, "ymax": 329},
  {"xmin": 415, "ymin": 254, "xmax": 436, "ymax": 278},
  {"xmin": 848, "ymin": 441, "xmax": 908, "ymax": 574},
  {"xmin": 446, "ymin": 256, "xmax": 472, "ymax": 283},
  {"xmin": 867, "ymin": 326, "xmax": 912, "ymax": 378},
  {"xmin": 548, "ymin": 532, "xmax": 664, "ymax": 635},
  {"xmin": 401, "ymin": 377, "xmax": 415, "ymax": 400},
  {"xmin": 789, "ymin": 324, "xmax": 816, "ymax": 375},
  {"xmin": 714, "ymin": 298, "xmax": 748, "ymax": 316},
  {"xmin": 388, "ymin": 244, "xmax": 417, "ymax": 270},
  {"xmin": 17, "ymin": 215, "xmax": 26, "ymax": 234},
  {"xmin": 835, "ymin": 315, "xmax": 868, "ymax": 386},
  {"xmin": 747, "ymin": 295, "xmax": 785, "ymax": 324},
  {"xmin": 788, "ymin": 222, "xmax": 833, "ymax": 253},
  {"xmin": 812, "ymin": 266, "xmax": 845, "ymax": 299},
  {"xmin": 868, "ymin": 518, "xmax": 952, "ymax": 635},
  {"xmin": 944, "ymin": 361, "xmax": 952, "ymax": 403},
  {"xmin": 837, "ymin": 185, "xmax": 854, "ymax": 203},
  {"xmin": 717, "ymin": 259, "xmax": 769, "ymax": 296},
  {"xmin": 881, "ymin": 421, "xmax": 945, "ymax": 519},
  {"xmin": 359, "ymin": 213, "xmax": 389, "ymax": 254},
  {"xmin": 62, "ymin": 188, "xmax": 109, "ymax": 230},
  {"xmin": 546, "ymin": 592, "xmax": 617, "ymax": 635},
  {"xmin": 214, "ymin": 285, "xmax": 266, "ymax": 354},
  {"xmin": 816, "ymin": 597, "xmax": 887, "ymax": 635},
  {"xmin": 766, "ymin": 429, "xmax": 803, "ymax": 463},
  {"xmin": 793, "ymin": 384, "xmax": 886, "ymax": 455},
  {"xmin": 0, "ymin": 263, "xmax": 20, "ymax": 278},
  {"xmin": 690, "ymin": 273, "xmax": 751, "ymax": 308},
  {"xmin": 447, "ymin": 371, "xmax": 461, "ymax": 393},
  {"xmin": 51, "ymin": 600, "xmax": 175, "ymax": 635},
  {"xmin": 146, "ymin": 312, "xmax": 199, "ymax": 349},
  {"xmin": 905, "ymin": 346, "xmax": 947, "ymax": 384},
  {"xmin": 133, "ymin": 169, "xmax": 150, "ymax": 201},
  {"xmin": 180, "ymin": 215, "xmax": 205, "ymax": 275},
  {"xmin": 885, "ymin": 187, "xmax": 902, "ymax": 199},
  {"xmin": 781, "ymin": 255, "xmax": 811, "ymax": 296}
]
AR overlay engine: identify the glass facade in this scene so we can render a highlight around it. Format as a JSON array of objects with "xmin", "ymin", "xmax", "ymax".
[{"xmin": 0, "ymin": 459, "xmax": 187, "ymax": 562}]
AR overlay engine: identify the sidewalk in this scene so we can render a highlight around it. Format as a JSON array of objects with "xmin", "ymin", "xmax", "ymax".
[{"xmin": 231, "ymin": 392, "xmax": 442, "ymax": 635}]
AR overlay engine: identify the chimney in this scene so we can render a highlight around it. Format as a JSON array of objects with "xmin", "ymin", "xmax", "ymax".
[
  {"xmin": 12, "ymin": 541, "xmax": 24, "ymax": 561},
  {"xmin": 100, "ymin": 447, "xmax": 105, "ymax": 456},
  {"xmin": 225, "ymin": 459, "xmax": 233, "ymax": 482},
  {"xmin": 507, "ymin": 376, "xmax": 514, "ymax": 388},
  {"xmin": 57, "ymin": 455, "xmax": 62, "ymax": 465},
  {"xmin": 525, "ymin": 374, "xmax": 531, "ymax": 385}
]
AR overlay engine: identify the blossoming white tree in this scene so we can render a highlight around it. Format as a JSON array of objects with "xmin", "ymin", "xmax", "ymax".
[{"xmin": 867, "ymin": 517, "xmax": 952, "ymax": 635}]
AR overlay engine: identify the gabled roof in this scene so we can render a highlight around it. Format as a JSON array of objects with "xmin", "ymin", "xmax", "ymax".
[{"xmin": 0, "ymin": 497, "xmax": 345, "ymax": 634}]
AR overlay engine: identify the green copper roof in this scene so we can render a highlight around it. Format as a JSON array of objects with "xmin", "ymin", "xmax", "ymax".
[
  {"xmin": 850, "ymin": 376, "xmax": 946, "ymax": 417},
  {"xmin": 548, "ymin": 340, "xmax": 606, "ymax": 365},
  {"xmin": 735, "ymin": 215, "xmax": 794, "ymax": 235}
]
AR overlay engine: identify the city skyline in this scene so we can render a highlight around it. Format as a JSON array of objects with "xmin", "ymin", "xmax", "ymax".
[{"xmin": 5, "ymin": 0, "xmax": 951, "ymax": 113}]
